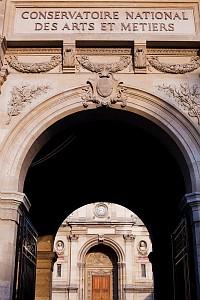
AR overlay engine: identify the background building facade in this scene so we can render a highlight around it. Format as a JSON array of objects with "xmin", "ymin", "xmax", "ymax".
[{"xmin": 52, "ymin": 203, "xmax": 153, "ymax": 300}]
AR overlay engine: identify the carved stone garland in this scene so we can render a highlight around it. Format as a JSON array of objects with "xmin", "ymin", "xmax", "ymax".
[
  {"xmin": 148, "ymin": 56, "xmax": 200, "ymax": 74},
  {"xmin": 76, "ymin": 55, "xmax": 131, "ymax": 108},
  {"xmin": 158, "ymin": 83, "xmax": 200, "ymax": 124},
  {"xmin": 6, "ymin": 55, "xmax": 61, "ymax": 73},
  {"xmin": 7, "ymin": 84, "xmax": 49, "ymax": 124}
]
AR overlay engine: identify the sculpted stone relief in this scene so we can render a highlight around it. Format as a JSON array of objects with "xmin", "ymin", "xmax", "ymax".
[
  {"xmin": 86, "ymin": 252, "xmax": 112, "ymax": 267},
  {"xmin": 77, "ymin": 55, "xmax": 130, "ymax": 107},
  {"xmin": 157, "ymin": 83, "xmax": 200, "ymax": 125},
  {"xmin": 148, "ymin": 56, "xmax": 200, "ymax": 74},
  {"xmin": 7, "ymin": 83, "xmax": 50, "ymax": 124}
]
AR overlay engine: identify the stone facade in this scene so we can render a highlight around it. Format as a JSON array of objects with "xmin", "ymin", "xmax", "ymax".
[
  {"xmin": 52, "ymin": 203, "xmax": 153, "ymax": 300},
  {"xmin": 0, "ymin": 0, "xmax": 200, "ymax": 300}
]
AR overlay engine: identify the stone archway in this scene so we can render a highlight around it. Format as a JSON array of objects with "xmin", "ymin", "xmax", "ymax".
[
  {"xmin": 84, "ymin": 245, "xmax": 118, "ymax": 300},
  {"xmin": 0, "ymin": 87, "xmax": 200, "ymax": 300},
  {"xmin": 0, "ymin": 87, "xmax": 200, "ymax": 193}
]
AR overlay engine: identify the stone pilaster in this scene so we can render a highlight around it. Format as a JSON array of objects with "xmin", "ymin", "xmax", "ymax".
[
  {"xmin": 67, "ymin": 234, "xmax": 79, "ymax": 300},
  {"xmin": 123, "ymin": 234, "xmax": 135, "ymax": 283},
  {"xmin": 35, "ymin": 235, "xmax": 57, "ymax": 300},
  {"xmin": 184, "ymin": 192, "xmax": 200, "ymax": 300},
  {"xmin": 0, "ymin": 191, "xmax": 30, "ymax": 300}
]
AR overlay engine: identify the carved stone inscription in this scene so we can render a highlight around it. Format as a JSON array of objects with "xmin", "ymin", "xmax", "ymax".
[{"xmin": 14, "ymin": 8, "xmax": 195, "ymax": 35}]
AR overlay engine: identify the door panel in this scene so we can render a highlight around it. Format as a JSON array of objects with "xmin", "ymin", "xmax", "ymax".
[{"xmin": 92, "ymin": 275, "xmax": 110, "ymax": 300}]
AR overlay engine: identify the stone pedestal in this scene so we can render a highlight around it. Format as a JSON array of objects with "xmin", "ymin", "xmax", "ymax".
[
  {"xmin": 0, "ymin": 192, "xmax": 30, "ymax": 300},
  {"xmin": 185, "ymin": 192, "xmax": 200, "ymax": 300},
  {"xmin": 35, "ymin": 235, "xmax": 57, "ymax": 300}
]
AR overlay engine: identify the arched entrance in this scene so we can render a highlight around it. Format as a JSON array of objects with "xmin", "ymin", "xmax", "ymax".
[
  {"xmin": 0, "ymin": 88, "xmax": 200, "ymax": 300},
  {"xmin": 85, "ymin": 245, "xmax": 118, "ymax": 300}
]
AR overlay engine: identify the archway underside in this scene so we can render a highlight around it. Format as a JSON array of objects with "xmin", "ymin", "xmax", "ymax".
[{"xmin": 23, "ymin": 107, "xmax": 188, "ymax": 300}]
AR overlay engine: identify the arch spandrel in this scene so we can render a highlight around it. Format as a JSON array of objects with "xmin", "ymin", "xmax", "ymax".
[{"xmin": 0, "ymin": 86, "xmax": 200, "ymax": 193}]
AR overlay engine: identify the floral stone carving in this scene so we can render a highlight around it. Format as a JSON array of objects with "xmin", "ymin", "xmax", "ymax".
[
  {"xmin": 148, "ymin": 56, "xmax": 200, "ymax": 74},
  {"xmin": 7, "ymin": 84, "xmax": 49, "ymax": 124},
  {"xmin": 77, "ymin": 56, "xmax": 130, "ymax": 107},
  {"xmin": 6, "ymin": 55, "xmax": 61, "ymax": 73},
  {"xmin": 158, "ymin": 83, "xmax": 200, "ymax": 125}
]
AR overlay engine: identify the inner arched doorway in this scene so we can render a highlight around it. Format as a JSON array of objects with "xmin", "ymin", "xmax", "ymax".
[{"xmin": 85, "ymin": 245, "xmax": 118, "ymax": 300}]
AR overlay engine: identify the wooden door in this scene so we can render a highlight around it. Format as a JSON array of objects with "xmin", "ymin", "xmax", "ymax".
[{"xmin": 92, "ymin": 275, "xmax": 110, "ymax": 300}]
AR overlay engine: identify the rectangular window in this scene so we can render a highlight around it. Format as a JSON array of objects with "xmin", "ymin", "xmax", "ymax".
[
  {"xmin": 57, "ymin": 264, "xmax": 62, "ymax": 277},
  {"xmin": 141, "ymin": 264, "xmax": 146, "ymax": 278}
]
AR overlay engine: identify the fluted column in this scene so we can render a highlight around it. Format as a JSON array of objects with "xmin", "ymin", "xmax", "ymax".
[{"xmin": 0, "ymin": 191, "xmax": 30, "ymax": 300}]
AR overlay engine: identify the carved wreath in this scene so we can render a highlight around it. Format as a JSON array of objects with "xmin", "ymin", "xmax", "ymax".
[
  {"xmin": 148, "ymin": 56, "xmax": 200, "ymax": 74},
  {"xmin": 6, "ymin": 55, "xmax": 61, "ymax": 73},
  {"xmin": 76, "ymin": 55, "xmax": 131, "ymax": 74}
]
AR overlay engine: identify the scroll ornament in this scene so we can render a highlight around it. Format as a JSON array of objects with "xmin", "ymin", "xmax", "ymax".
[
  {"xmin": 6, "ymin": 55, "xmax": 61, "ymax": 73},
  {"xmin": 7, "ymin": 84, "xmax": 49, "ymax": 124},
  {"xmin": 77, "ymin": 56, "xmax": 130, "ymax": 107},
  {"xmin": 158, "ymin": 83, "xmax": 200, "ymax": 125},
  {"xmin": 148, "ymin": 56, "xmax": 200, "ymax": 74}
]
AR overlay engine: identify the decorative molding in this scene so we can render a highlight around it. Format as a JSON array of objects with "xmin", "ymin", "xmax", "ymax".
[
  {"xmin": 7, "ymin": 84, "xmax": 49, "ymax": 124},
  {"xmin": 76, "ymin": 48, "xmax": 132, "ymax": 56},
  {"xmin": 147, "ymin": 48, "xmax": 198, "ymax": 56},
  {"xmin": 6, "ymin": 55, "xmax": 61, "ymax": 73},
  {"xmin": 76, "ymin": 55, "xmax": 131, "ymax": 74},
  {"xmin": 6, "ymin": 48, "xmax": 61, "ymax": 55},
  {"xmin": 124, "ymin": 284, "xmax": 154, "ymax": 293},
  {"xmin": 0, "ymin": 65, "xmax": 8, "ymax": 94},
  {"xmin": 148, "ymin": 56, "xmax": 200, "ymax": 74},
  {"xmin": 157, "ymin": 83, "xmax": 200, "ymax": 125}
]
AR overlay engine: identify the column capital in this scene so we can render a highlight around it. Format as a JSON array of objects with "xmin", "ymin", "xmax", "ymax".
[
  {"xmin": 0, "ymin": 191, "xmax": 31, "ymax": 210},
  {"xmin": 185, "ymin": 192, "xmax": 200, "ymax": 206},
  {"xmin": 0, "ymin": 191, "xmax": 31, "ymax": 222},
  {"xmin": 183, "ymin": 192, "xmax": 200, "ymax": 223}
]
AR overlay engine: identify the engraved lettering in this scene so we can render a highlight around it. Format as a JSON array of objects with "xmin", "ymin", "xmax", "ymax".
[{"xmin": 15, "ymin": 8, "xmax": 194, "ymax": 35}]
